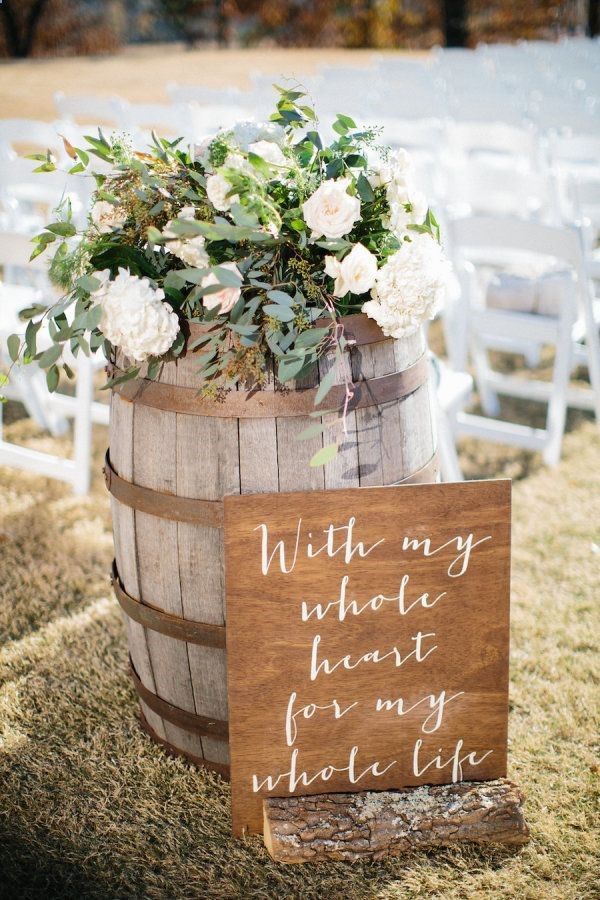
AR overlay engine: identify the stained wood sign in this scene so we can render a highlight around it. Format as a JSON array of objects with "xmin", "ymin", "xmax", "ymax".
[{"xmin": 224, "ymin": 480, "xmax": 511, "ymax": 836}]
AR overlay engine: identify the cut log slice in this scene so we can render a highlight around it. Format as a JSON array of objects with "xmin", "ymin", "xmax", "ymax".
[{"xmin": 263, "ymin": 780, "xmax": 530, "ymax": 863}]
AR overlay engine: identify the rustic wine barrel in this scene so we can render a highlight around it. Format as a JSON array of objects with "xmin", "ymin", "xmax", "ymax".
[{"xmin": 106, "ymin": 315, "xmax": 438, "ymax": 778}]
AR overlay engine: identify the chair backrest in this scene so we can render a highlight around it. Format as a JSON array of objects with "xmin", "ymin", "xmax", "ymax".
[
  {"xmin": 550, "ymin": 132, "xmax": 600, "ymax": 166},
  {"xmin": 568, "ymin": 176, "xmax": 600, "ymax": 228},
  {"xmin": 0, "ymin": 230, "xmax": 49, "ymax": 271},
  {"xmin": 445, "ymin": 163, "xmax": 558, "ymax": 222},
  {"xmin": 0, "ymin": 119, "xmax": 64, "ymax": 161},
  {"xmin": 167, "ymin": 83, "xmax": 249, "ymax": 107},
  {"xmin": 118, "ymin": 101, "xmax": 191, "ymax": 137},
  {"xmin": 0, "ymin": 157, "xmax": 91, "ymax": 230},
  {"xmin": 54, "ymin": 92, "xmax": 127, "ymax": 127},
  {"xmin": 448, "ymin": 215, "xmax": 586, "ymax": 281},
  {"xmin": 447, "ymin": 120, "xmax": 537, "ymax": 161},
  {"xmin": 379, "ymin": 117, "xmax": 444, "ymax": 153}
]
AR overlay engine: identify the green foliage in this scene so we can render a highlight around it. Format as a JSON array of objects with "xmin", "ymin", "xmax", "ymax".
[{"xmin": 5, "ymin": 84, "xmax": 443, "ymax": 465}]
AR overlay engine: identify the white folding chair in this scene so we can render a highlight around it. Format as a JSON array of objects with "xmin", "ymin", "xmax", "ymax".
[
  {"xmin": 549, "ymin": 132, "xmax": 600, "ymax": 222},
  {"xmin": 567, "ymin": 177, "xmax": 600, "ymax": 280},
  {"xmin": 443, "ymin": 161, "xmax": 559, "ymax": 223},
  {"xmin": 115, "ymin": 101, "xmax": 192, "ymax": 140},
  {"xmin": 430, "ymin": 356, "xmax": 473, "ymax": 483},
  {"xmin": 0, "ymin": 156, "xmax": 90, "ymax": 233},
  {"xmin": 447, "ymin": 121, "xmax": 539, "ymax": 169},
  {"xmin": 0, "ymin": 119, "xmax": 67, "ymax": 162},
  {"xmin": 379, "ymin": 117, "xmax": 445, "ymax": 200},
  {"xmin": 0, "ymin": 231, "xmax": 108, "ymax": 494},
  {"xmin": 54, "ymin": 92, "xmax": 127, "ymax": 127},
  {"xmin": 448, "ymin": 215, "xmax": 600, "ymax": 466}
]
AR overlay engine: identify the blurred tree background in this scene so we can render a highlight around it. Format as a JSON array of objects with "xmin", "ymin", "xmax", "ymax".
[{"xmin": 0, "ymin": 0, "xmax": 595, "ymax": 57}]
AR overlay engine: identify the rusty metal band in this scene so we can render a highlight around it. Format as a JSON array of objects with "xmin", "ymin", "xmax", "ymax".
[
  {"xmin": 393, "ymin": 451, "xmax": 439, "ymax": 486},
  {"xmin": 186, "ymin": 313, "xmax": 387, "ymax": 348},
  {"xmin": 112, "ymin": 561, "xmax": 226, "ymax": 648},
  {"xmin": 110, "ymin": 354, "xmax": 430, "ymax": 418},
  {"xmin": 106, "ymin": 444, "xmax": 438, "ymax": 527},
  {"xmin": 104, "ymin": 451, "xmax": 224, "ymax": 527},
  {"xmin": 137, "ymin": 709, "xmax": 230, "ymax": 780},
  {"xmin": 129, "ymin": 656, "xmax": 229, "ymax": 740}
]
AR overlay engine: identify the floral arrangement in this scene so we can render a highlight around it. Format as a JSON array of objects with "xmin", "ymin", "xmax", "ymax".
[{"xmin": 10, "ymin": 84, "xmax": 450, "ymax": 465}]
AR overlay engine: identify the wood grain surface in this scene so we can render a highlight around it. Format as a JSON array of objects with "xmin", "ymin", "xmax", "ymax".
[{"xmin": 225, "ymin": 480, "xmax": 511, "ymax": 835}]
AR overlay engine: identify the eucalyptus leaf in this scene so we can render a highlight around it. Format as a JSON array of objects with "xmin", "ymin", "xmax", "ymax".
[
  {"xmin": 7, "ymin": 334, "xmax": 20, "ymax": 363},
  {"xmin": 310, "ymin": 442, "xmax": 339, "ymax": 467},
  {"xmin": 46, "ymin": 364, "xmax": 60, "ymax": 392},
  {"xmin": 297, "ymin": 421, "xmax": 328, "ymax": 441},
  {"xmin": 266, "ymin": 290, "xmax": 294, "ymax": 306},
  {"xmin": 294, "ymin": 327, "xmax": 330, "ymax": 349},
  {"xmin": 212, "ymin": 265, "xmax": 242, "ymax": 288},
  {"xmin": 315, "ymin": 365, "xmax": 337, "ymax": 405},
  {"xmin": 37, "ymin": 343, "xmax": 62, "ymax": 367},
  {"xmin": 76, "ymin": 274, "xmax": 101, "ymax": 293},
  {"xmin": 277, "ymin": 353, "xmax": 306, "ymax": 383},
  {"xmin": 263, "ymin": 304, "xmax": 295, "ymax": 322}
]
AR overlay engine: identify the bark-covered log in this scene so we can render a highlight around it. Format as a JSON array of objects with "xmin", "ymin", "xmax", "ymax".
[{"xmin": 263, "ymin": 779, "xmax": 529, "ymax": 863}]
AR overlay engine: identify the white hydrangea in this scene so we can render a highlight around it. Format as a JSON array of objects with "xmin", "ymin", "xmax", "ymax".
[
  {"xmin": 362, "ymin": 233, "xmax": 451, "ymax": 338},
  {"xmin": 232, "ymin": 120, "xmax": 286, "ymax": 151},
  {"xmin": 93, "ymin": 267, "xmax": 180, "ymax": 362},
  {"xmin": 163, "ymin": 206, "xmax": 209, "ymax": 269},
  {"xmin": 90, "ymin": 199, "xmax": 127, "ymax": 233},
  {"xmin": 369, "ymin": 149, "xmax": 427, "ymax": 237}
]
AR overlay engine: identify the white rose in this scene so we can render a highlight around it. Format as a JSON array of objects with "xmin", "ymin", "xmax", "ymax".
[
  {"xmin": 362, "ymin": 233, "xmax": 452, "ymax": 338},
  {"xmin": 163, "ymin": 207, "xmax": 209, "ymax": 269},
  {"xmin": 369, "ymin": 149, "xmax": 427, "ymax": 236},
  {"xmin": 302, "ymin": 178, "xmax": 361, "ymax": 240},
  {"xmin": 368, "ymin": 148, "xmax": 415, "ymax": 190},
  {"xmin": 205, "ymin": 154, "xmax": 254, "ymax": 212},
  {"xmin": 170, "ymin": 236, "xmax": 208, "ymax": 268},
  {"xmin": 92, "ymin": 267, "xmax": 180, "ymax": 362},
  {"xmin": 206, "ymin": 172, "xmax": 237, "ymax": 212},
  {"xmin": 90, "ymin": 199, "xmax": 127, "ymax": 233},
  {"xmin": 202, "ymin": 261, "xmax": 242, "ymax": 314},
  {"xmin": 324, "ymin": 243, "xmax": 378, "ymax": 298},
  {"xmin": 248, "ymin": 140, "xmax": 288, "ymax": 168}
]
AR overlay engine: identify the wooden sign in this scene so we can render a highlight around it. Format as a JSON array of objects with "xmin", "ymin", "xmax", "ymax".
[{"xmin": 224, "ymin": 480, "xmax": 511, "ymax": 836}]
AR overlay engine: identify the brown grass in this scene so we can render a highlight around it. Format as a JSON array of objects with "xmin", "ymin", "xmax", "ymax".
[
  {"xmin": 0, "ymin": 44, "xmax": 397, "ymax": 121},
  {"xmin": 0, "ymin": 409, "xmax": 598, "ymax": 899}
]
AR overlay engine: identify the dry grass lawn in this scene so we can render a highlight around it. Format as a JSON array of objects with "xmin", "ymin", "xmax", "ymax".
[
  {"xmin": 0, "ymin": 44, "xmax": 391, "ymax": 121},
  {"xmin": 0, "ymin": 409, "xmax": 598, "ymax": 899}
]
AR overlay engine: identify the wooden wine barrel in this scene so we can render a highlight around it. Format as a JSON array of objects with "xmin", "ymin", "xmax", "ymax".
[{"xmin": 106, "ymin": 315, "xmax": 438, "ymax": 778}]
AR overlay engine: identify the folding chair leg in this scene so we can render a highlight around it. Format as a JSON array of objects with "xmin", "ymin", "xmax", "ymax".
[
  {"xmin": 582, "ymin": 285, "xmax": 600, "ymax": 425},
  {"xmin": 542, "ymin": 306, "xmax": 574, "ymax": 466},
  {"xmin": 11, "ymin": 367, "xmax": 51, "ymax": 432},
  {"xmin": 72, "ymin": 357, "xmax": 94, "ymax": 495},
  {"xmin": 470, "ymin": 334, "xmax": 501, "ymax": 417},
  {"xmin": 436, "ymin": 406, "xmax": 464, "ymax": 482}
]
